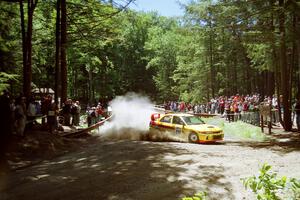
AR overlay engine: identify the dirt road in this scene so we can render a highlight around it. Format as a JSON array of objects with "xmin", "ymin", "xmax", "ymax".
[{"xmin": 1, "ymin": 132, "xmax": 300, "ymax": 200}]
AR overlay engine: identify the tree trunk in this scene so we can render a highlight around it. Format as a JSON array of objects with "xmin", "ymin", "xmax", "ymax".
[
  {"xmin": 298, "ymin": 16, "xmax": 300, "ymax": 98},
  {"xmin": 274, "ymin": 47, "xmax": 284, "ymax": 125},
  {"xmin": 55, "ymin": 0, "xmax": 61, "ymax": 105},
  {"xmin": 20, "ymin": 0, "xmax": 27, "ymax": 96},
  {"xmin": 298, "ymin": 32, "xmax": 300, "ymax": 97},
  {"xmin": 245, "ymin": 56, "xmax": 251, "ymax": 93},
  {"xmin": 74, "ymin": 67, "xmax": 78, "ymax": 97},
  {"xmin": 20, "ymin": 0, "xmax": 37, "ymax": 99},
  {"xmin": 225, "ymin": 60, "xmax": 230, "ymax": 96},
  {"xmin": 298, "ymin": 14, "xmax": 300, "ymax": 97},
  {"xmin": 231, "ymin": 34, "xmax": 237, "ymax": 94},
  {"xmin": 88, "ymin": 69, "xmax": 93, "ymax": 105},
  {"xmin": 278, "ymin": 0, "xmax": 292, "ymax": 131},
  {"xmin": 25, "ymin": 0, "xmax": 33, "ymax": 98},
  {"xmin": 60, "ymin": 0, "xmax": 67, "ymax": 104},
  {"xmin": 209, "ymin": 17, "xmax": 215, "ymax": 98},
  {"xmin": 268, "ymin": 71, "xmax": 275, "ymax": 96},
  {"xmin": 209, "ymin": 38, "xmax": 215, "ymax": 98},
  {"xmin": 293, "ymin": 13, "xmax": 300, "ymax": 98}
]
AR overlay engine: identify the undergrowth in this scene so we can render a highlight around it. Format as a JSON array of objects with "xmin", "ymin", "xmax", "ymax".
[
  {"xmin": 182, "ymin": 164, "xmax": 300, "ymax": 200},
  {"xmin": 203, "ymin": 117, "xmax": 266, "ymax": 141}
]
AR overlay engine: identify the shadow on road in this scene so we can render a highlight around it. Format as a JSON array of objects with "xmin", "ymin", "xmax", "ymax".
[
  {"xmin": 1, "ymin": 139, "xmax": 234, "ymax": 200},
  {"xmin": 224, "ymin": 131, "xmax": 300, "ymax": 154}
]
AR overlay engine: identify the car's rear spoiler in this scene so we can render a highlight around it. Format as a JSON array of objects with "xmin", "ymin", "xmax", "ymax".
[{"xmin": 151, "ymin": 113, "xmax": 161, "ymax": 121}]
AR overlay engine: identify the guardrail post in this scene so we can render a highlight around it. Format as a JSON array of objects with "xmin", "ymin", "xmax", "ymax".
[
  {"xmin": 260, "ymin": 115, "xmax": 264, "ymax": 133},
  {"xmin": 268, "ymin": 109, "xmax": 272, "ymax": 134}
]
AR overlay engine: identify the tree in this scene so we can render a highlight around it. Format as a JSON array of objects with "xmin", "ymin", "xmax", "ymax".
[
  {"xmin": 21, "ymin": 0, "xmax": 38, "ymax": 98},
  {"xmin": 145, "ymin": 19, "xmax": 180, "ymax": 101},
  {"xmin": 60, "ymin": 0, "xmax": 67, "ymax": 104}
]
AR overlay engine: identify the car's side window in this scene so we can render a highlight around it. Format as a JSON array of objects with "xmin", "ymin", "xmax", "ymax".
[
  {"xmin": 160, "ymin": 116, "xmax": 172, "ymax": 123},
  {"xmin": 172, "ymin": 116, "xmax": 184, "ymax": 125}
]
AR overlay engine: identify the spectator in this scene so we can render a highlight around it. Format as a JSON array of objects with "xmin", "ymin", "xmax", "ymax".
[
  {"xmin": 87, "ymin": 107, "xmax": 97, "ymax": 127},
  {"xmin": 62, "ymin": 99, "xmax": 72, "ymax": 126},
  {"xmin": 225, "ymin": 101, "xmax": 230, "ymax": 122},
  {"xmin": 41, "ymin": 95, "xmax": 50, "ymax": 125},
  {"xmin": 0, "ymin": 90, "xmax": 12, "ymax": 168},
  {"xmin": 96, "ymin": 103, "xmax": 104, "ymax": 121},
  {"xmin": 71, "ymin": 101, "xmax": 81, "ymax": 126},
  {"xmin": 14, "ymin": 96, "xmax": 27, "ymax": 137},
  {"xmin": 107, "ymin": 105, "xmax": 112, "ymax": 116},
  {"xmin": 179, "ymin": 102, "xmax": 185, "ymax": 112},
  {"xmin": 229, "ymin": 102, "xmax": 235, "ymax": 122},
  {"xmin": 27, "ymin": 97, "xmax": 37, "ymax": 129},
  {"xmin": 35, "ymin": 100, "xmax": 41, "ymax": 115},
  {"xmin": 47, "ymin": 96, "xmax": 58, "ymax": 133},
  {"xmin": 10, "ymin": 98, "xmax": 16, "ymax": 135},
  {"xmin": 219, "ymin": 98, "xmax": 225, "ymax": 115}
]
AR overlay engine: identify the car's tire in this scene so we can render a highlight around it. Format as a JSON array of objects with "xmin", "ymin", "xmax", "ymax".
[{"xmin": 188, "ymin": 132, "xmax": 199, "ymax": 143}]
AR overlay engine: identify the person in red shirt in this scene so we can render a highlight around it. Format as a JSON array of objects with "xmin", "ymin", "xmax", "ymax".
[
  {"xmin": 179, "ymin": 102, "xmax": 185, "ymax": 112},
  {"xmin": 219, "ymin": 98, "xmax": 225, "ymax": 115}
]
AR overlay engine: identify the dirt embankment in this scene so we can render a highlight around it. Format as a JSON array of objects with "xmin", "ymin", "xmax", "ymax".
[{"xmin": 2, "ymin": 130, "xmax": 95, "ymax": 171}]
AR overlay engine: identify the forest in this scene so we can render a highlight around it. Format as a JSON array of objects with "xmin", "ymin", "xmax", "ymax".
[{"xmin": 0, "ymin": 0, "xmax": 300, "ymax": 130}]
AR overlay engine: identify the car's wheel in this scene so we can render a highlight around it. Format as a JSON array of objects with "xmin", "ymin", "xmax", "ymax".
[{"xmin": 188, "ymin": 132, "xmax": 199, "ymax": 143}]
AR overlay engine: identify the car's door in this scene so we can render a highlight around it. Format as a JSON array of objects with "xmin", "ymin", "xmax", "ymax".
[{"xmin": 172, "ymin": 116, "xmax": 184, "ymax": 136}]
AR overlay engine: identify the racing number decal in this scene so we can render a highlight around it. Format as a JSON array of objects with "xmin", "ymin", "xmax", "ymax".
[{"xmin": 175, "ymin": 127, "xmax": 181, "ymax": 135}]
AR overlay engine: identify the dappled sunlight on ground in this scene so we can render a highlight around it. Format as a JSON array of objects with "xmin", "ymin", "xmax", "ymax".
[
  {"xmin": 1, "ymin": 117, "xmax": 300, "ymax": 200},
  {"xmin": 2, "ymin": 141, "xmax": 205, "ymax": 200}
]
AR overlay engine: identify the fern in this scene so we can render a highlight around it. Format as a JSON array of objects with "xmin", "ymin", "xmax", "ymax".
[{"xmin": 0, "ymin": 72, "xmax": 19, "ymax": 92}]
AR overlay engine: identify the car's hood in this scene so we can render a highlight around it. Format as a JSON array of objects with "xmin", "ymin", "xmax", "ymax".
[{"xmin": 187, "ymin": 124, "xmax": 222, "ymax": 132}]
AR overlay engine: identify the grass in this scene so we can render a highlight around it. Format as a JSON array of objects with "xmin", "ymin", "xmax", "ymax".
[{"xmin": 203, "ymin": 117, "xmax": 267, "ymax": 141}]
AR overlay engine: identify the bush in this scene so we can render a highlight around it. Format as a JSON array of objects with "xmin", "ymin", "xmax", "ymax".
[
  {"xmin": 203, "ymin": 118, "xmax": 266, "ymax": 141},
  {"xmin": 242, "ymin": 163, "xmax": 300, "ymax": 200}
]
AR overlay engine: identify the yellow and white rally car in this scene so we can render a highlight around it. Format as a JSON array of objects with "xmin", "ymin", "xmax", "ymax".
[{"xmin": 149, "ymin": 113, "xmax": 224, "ymax": 143}]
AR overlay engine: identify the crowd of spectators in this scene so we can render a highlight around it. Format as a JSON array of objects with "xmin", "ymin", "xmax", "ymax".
[
  {"xmin": 164, "ymin": 94, "xmax": 275, "ymax": 114},
  {"xmin": 0, "ymin": 90, "xmax": 84, "ymax": 137},
  {"xmin": 0, "ymin": 89, "xmax": 115, "ymax": 141},
  {"xmin": 60, "ymin": 99, "xmax": 81, "ymax": 127},
  {"xmin": 163, "ymin": 93, "xmax": 300, "ymax": 130},
  {"xmin": 86, "ymin": 101, "xmax": 111, "ymax": 127}
]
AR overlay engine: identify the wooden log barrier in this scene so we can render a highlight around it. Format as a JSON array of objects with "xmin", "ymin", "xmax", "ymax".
[{"xmin": 63, "ymin": 114, "xmax": 113, "ymax": 138}]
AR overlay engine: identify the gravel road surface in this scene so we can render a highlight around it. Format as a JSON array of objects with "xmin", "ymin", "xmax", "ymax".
[{"xmin": 1, "ymin": 132, "xmax": 300, "ymax": 200}]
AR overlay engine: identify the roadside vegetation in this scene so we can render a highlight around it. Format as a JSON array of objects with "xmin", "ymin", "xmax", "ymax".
[
  {"xmin": 242, "ymin": 163, "xmax": 300, "ymax": 200},
  {"xmin": 182, "ymin": 163, "xmax": 300, "ymax": 200},
  {"xmin": 203, "ymin": 117, "xmax": 266, "ymax": 141}
]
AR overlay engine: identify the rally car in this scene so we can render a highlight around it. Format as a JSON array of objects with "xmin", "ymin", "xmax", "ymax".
[{"xmin": 149, "ymin": 113, "xmax": 224, "ymax": 143}]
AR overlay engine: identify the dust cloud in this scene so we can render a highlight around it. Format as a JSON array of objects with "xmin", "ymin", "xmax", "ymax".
[
  {"xmin": 98, "ymin": 92, "xmax": 155, "ymax": 140},
  {"xmin": 98, "ymin": 93, "xmax": 186, "ymax": 143}
]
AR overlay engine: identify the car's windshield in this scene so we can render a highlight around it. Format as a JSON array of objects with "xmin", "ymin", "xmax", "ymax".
[{"xmin": 181, "ymin": 116, "xmax": 205, "ymax": 125}]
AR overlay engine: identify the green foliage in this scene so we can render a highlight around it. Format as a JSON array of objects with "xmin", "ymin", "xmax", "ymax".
[
  {"xmin": 0, "ymin": 3, "xmax": 21, "ymax": 81},
  {"xmin": 242, "ymin": 163, "xmax": 300, "ymax": 200},
  {"xmin": 245, "ymin": 43, "xmax": 273, "ymax": 71},
  {"xmin": 182, "ymin": 192, "xmax": 207, "ymax": 200},
  {"xmin": 181, "ymin": 164, "xmax": 300, "ymax": 200},
  {"xmin": 289, "ymin": 178, "xmax": 300, "ymax": 200},
  {"xmin": 203, "ymin": 118, "xmax": 266, "ymax": 141},
  {"xmin": 1, "ymin": 0, "xmax": 299, "ymax": 104},
  {"xmin": 145, "ymin": 24, "xmax": 181, "ymax": 100},
  {"xmin": 0, "ymin": 72, "xmax": 19, "ymax": 92},
  {"xmin": 223, "ymin": 121, "xmax": 266, "ymax": 141}
]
